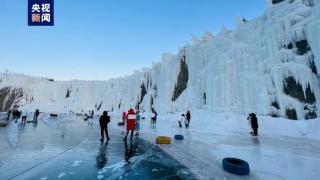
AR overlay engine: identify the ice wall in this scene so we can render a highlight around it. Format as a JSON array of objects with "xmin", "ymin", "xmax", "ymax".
[{"xmin": 0, "ymin": 0, "xmax": 319, "ymax": 120}]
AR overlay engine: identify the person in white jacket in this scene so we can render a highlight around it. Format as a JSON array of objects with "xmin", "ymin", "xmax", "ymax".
[
  {"xmin": 178, "ymin": 114, "xmax": 185, "ymax": 128},
  {"xmin": 21, "ymin": 110, "xmax": 27, "ymax": 125}
]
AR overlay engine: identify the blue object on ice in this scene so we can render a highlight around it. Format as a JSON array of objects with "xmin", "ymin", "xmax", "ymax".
[
  {"xmin": 222, "ymin": 157, "xmax": 250, "ymax": 175},
  {"xmin": 174, "ymin": 134, "xmax": 184, "ymax": 140}
]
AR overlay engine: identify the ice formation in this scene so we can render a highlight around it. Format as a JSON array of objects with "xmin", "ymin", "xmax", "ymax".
[{"xmin": 0, "ymin": 0, "xmax": 319, "ymax": 120}]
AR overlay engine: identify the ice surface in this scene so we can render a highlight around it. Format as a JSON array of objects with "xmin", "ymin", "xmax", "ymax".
[
  {"xmin": 138, "ymin": 111, "xmax": 320, "ymax": 180},
  {"xmin": 6, "ymin": 121, "xmax": 19, "ymax": 149}
]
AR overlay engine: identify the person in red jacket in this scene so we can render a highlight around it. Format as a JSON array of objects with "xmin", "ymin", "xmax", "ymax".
[{"xmin": 123, "ymin": 108, "xmax": 136, "ymax": 141}]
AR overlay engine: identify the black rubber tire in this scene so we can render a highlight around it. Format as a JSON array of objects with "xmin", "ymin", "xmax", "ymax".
[
  {"xmin": 174, "ymin": 134, "xmax": 184, "ymax": 140},
  {"xmin": 222, "ymin": 157, "xmax": 250, "ymax": 175}
]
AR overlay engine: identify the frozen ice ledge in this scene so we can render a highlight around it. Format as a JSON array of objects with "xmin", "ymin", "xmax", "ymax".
[{"xmin": 1, "ymin": 0, "xmax": 320, "ymax": 120}]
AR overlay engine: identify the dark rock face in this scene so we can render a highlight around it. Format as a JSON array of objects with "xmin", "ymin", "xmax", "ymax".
[
  {"xmin": 283, "ymin": 77, "xmax": 317, "ymax": 119},
  {"xmin": 140, "ymin": 84, "xmax": 147, "ymax": 104},
  {"xmin": 305, "ymin": 111, "xmax": 317, "ymax": 119},
  {"xmin": 172, "ymin": 51, "xmax": 189, "ymax": 101},
  {"xmin": 97, "ymin": 102, "xmax": 102, "ymax": 111},
  {"xmin": 136, "ymin": 83, "xmax": 148, "ymax": 110},
  {"xmin": 286, "ymin": 108, "xmax": 298, "ymax": 120},
  {"xmin": 309, "ymin": 59, "xmax": 318, "ymax": 75},
  {"xmin": 0, "ymin": 87, "xmax": 11, "ymax": 111},
  {"xmin": 283, "ymin": 76, "xmax": 305, "ymax": 102},
  {"xmin": 150, "ymin": 96, "xmax": 154, "ymax": 107},
  {"xmin": 287, "ymin": 42, "xmax": 293, "ymax": 49},
  {"xmin": 305, "ymin": 84, "xmax": 316, "ymax": 104},
  {"xmin": 283, "ymin": 77, "xmax": 316, "ymax": 104},
  {"xmin": 272, "ymin": 0, "xmax": 286, "ymax": 4},
  {"xmin": 66, "ymin": 89, "xmax": 71, "ymax": 98},
  {"xmin": 47, "ymin": 78, "xmax": 55, "ymax": 82},
  {"xmin": 304, "ymin": 104, "xmax": 317, "ymax": 119},
  {"xmin": 118, "ymin": 101, "xmax": 121, "ymax": 110},
  {"xmin": 271, "ymin": 101, "xmax": 280, "ymax": 109},
  {"xmin": 296, "ymin": 40, "xmax": 311, "ymax": 55},
  {"xmin": 0, "ymin": 87, "xmax": 23, "ymax": 111}
]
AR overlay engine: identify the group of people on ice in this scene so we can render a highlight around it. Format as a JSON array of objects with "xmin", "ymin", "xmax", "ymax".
[
  {"xmin": 99, "ymin": 108, "xmax": 142, "ymax": 142},
  {"xmin": 6, "ymin": 108, "xmax": 40, "ymax": 125},
  {"xmin": 178, "ymin": 110, "xmax": 191, "ymax": 128}
]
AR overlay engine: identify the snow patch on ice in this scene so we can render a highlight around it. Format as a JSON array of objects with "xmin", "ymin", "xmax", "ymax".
[
  {"xmin": 71, "ymin": 160, "xmax": 82, "ymax": 167},
  {"xmin": 57, "ymin": 172, "xmax": 66, "ymax": 178}
]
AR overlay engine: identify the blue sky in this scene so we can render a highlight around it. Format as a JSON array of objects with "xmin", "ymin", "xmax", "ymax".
[{"xmin": 0, "ymin": 0, "xmax": 266, "ymax": 80}]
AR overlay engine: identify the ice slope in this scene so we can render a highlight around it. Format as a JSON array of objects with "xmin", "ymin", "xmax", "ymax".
[{"xmin": 0, "ymin": 0, "xmax": 319, "ymax": 120}]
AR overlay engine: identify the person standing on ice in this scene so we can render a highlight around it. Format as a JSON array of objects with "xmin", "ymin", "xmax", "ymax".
[
  {"xmin": 249, "ymin": 113, "xmax": 259, "ymax": 136},
  {"xmin": 33, "ymin": 109, "xmax": 40, "ymax": 120},
  {"xmin": 178, "ymin": 114, "xmax": 185, "ymax": 128},
  {"xmin": 123, "ymin": 108, "xmax": 136, "ymax": 141},
  {"xmin": 186, "ymin": 110, "xmax": 191, "ymax": 127},
  {"xmin": 12, "ymin": 109, "xmax": 20, "ymax": 122},
  {"xmin": 21, "ymin": 110, "xmax": 27, "ymax": 125},
  {"xmin": 247, "ymin": 114, "xmax": 254, "ymax": 134},
  {"xmin": 99, "ymin": 111, "xmax": 110, "ymax": 142},
  {"xmin": 135, "ymin": 111, "xmax": 141, "ymax": 136},
  {"xmin": 7, "ymin": 109, "xmax": 12, "ymax": 121}
]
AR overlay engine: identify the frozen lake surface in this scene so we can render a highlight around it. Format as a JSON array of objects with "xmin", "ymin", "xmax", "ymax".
[{"xmin": 0, "ymin": 114, "xmax": 194, "ymax": 180}]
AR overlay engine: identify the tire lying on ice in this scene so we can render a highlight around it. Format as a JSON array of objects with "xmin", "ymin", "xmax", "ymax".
[
  {"xmin": 174, "ymin": 134, "xmax": 184, "ymax": 140},
  {"xmin": 222, "ymin": 157, "xmax": 250, "ymax": 175},
  {"xmin": 156, "ymin": 136, "xmax": 171, "ymax": 144}
]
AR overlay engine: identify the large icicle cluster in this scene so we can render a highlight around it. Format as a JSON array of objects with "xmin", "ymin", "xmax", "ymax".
[{"xmin": 0, "ymin": 0, "xmax": 319, "ymax": 120}]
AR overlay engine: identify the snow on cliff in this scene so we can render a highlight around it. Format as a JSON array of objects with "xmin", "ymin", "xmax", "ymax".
[{"xmin": 0, "ymin": 0, "xmax": 319, "ymax": 120}]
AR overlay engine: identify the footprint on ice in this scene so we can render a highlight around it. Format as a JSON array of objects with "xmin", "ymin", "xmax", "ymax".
[
  {"xmin": 71, "ymin": 160, "xmax": 82, "ymax": 166},
  {"xmin": 58, "ymin": 172, "xmax": 66, "ymax": 178}
]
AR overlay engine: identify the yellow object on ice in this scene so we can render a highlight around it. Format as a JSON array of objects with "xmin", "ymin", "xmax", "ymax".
[{"xmin": 156, "ymin": 136, "xmax": 171, "ymax": 144}]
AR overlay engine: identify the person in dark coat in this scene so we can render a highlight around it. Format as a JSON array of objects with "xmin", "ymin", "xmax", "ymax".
[
  {"xmin": 151, "ymin": 109, "xmax": 157, "ymax": 124},
  {"xmin": 12, "ymin": 110, "xmax": 20, "ymax": 122},
  {"xmin": 250, "ymin": 113, "xmax": 259, "ymax": 136},
  {"xmin": 7, "ymin": 109, "xmax": 12, "ymax": 121},
  {"xmin": 34, "ymin": 109, "xmax": 40, "ymax": 120},
  {"xmin": 186, "ymin": 110, "xmax": 191, "ymax": 127},
  {"xmin": 99, "ymin": 111, "xmax": 110, "ymax": 142}
]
